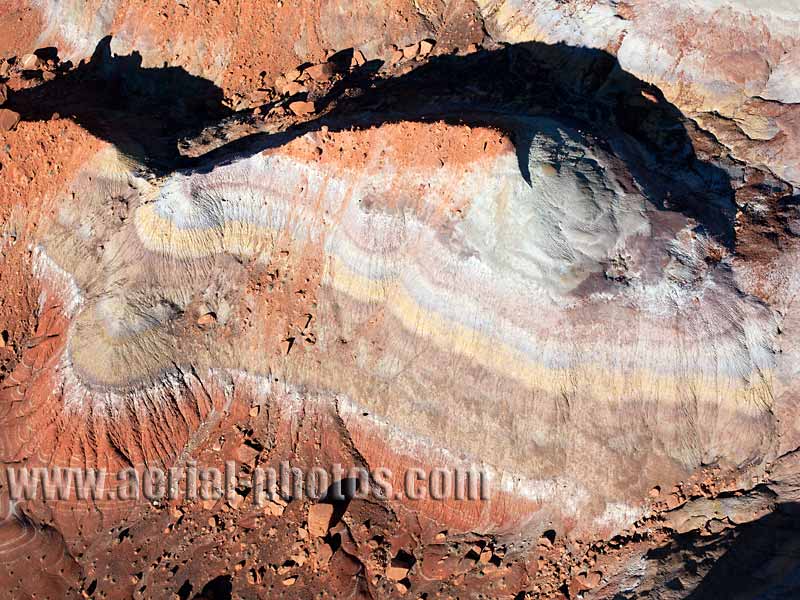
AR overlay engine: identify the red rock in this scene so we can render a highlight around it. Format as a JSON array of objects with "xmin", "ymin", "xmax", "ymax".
[
  {"xmin": 304, "ymin": 62, "xmax": 334, "ymax": 81},
  {"xmin": 284, "ymin": 68, "xmax": 301, "ymax": 81},
  {"xmin": 390, "ymin": 49, "xmax": 404, "ymax": 65},
  {"xmin": 585, "ymin": 571, "xmax": 602, "ymax": 587},
  {"xmin": 0, "ymin": 108, "xmax": 20, "ymax": 131},
  {"xmin": 420, "ymin": 545, "xmax": 453, "ymax": 579},
  {"xmin": 388, "ymin": 550, "xmax": 416, "ymax": 580},
  {"xmin": 307, "ymin": 503, "xmax": 335, "ymax": 537},
  {"xmin": 402, "ymin": 43, "xmax": 419, "ymax": 60},
  {"xmin": 235, "ymin": 443, "xmax": 259, "ymax": 464},
  {"xmin": 569, "ymin": 571, "xmax": 601, "ymax": 596},
  {"xmin": 419, "ymin": 39, "xmax": 435, "ymax": 56},
  {"xmin": 288, "ymin": 100, "xmax": 315, "ymax": 116},
  {"xmin": 665, "ymin": 493, "xmax": 684, "ymax": 510},
  {"xmin": 283, "ymin": 81, "xmax": 307, "ymax": 96},
  {"xmin": 196, "ymin": 311, "xmax": 216, "ymax": 327},
  {"xmin": 317, "ymin": 541, "xmax": 333, "ymax": 566},
  {"xmin": 386, "ymin": 565, "xmax": 409, "ymax": 581},
  {"xmin": 330, "ymin": 550, "xmax": 362, "ymax": 577},
  {"xmin": 0, "ymin": 83, "xmax": 7, "ymax": 105},
  {"xmin": 641, "ymin": 90, "xmax": 659, "ymax": 103}
]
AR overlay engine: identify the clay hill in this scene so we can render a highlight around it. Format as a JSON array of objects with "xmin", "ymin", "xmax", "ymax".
[{"xmin": 1, "ymin": 1, "xmax": 799, "ymax": 599}]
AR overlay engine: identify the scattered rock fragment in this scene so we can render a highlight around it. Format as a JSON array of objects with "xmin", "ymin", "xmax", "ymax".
[
  {"xmin": 0, "ymin": 108, "xmax": 20, "ymax": 132},
  {"xmin": 227, "ymin": 491, "xmax": 245, "ymax": 510},
  {"xmin": 569, "ymin": 571, "xmax": 602, "ymax": 595},
  {"xmin": 641, "ymin": 90, "xmax": 659, "ymax": 103},
  {"xmin": 277, "ymin": 560, "xmax": 295, "ymax": 575},
  {"xmin": 288, "ymin": 100, "xmax": 315, "ymax": 116},
  {"xmin": 19, "ymin": 53, "xmax": 39, "ymax": 69},
  {"xmin": 284, "ymin": 68, "xmax": 301, "ymax": 82},
  {"xmin": 664, "ymin": 493, "xmax": 683, "ymax": 510},
  {"xmin": 390, "ymin": 48, "xmax": 404, "ymax": 65},
  {"xmin": 386, "ymin": 564, "xmax": 409, "ymax": 581},
  {"xmin": 273, "ymin": 75, "xmax": 288, "ymax": 94},
  {"xmin": 351, "ymin": 49, "xmax": 366, "ymax": 67},
  {"xmin": 307, "ymin": 503, "xmax": 335, "ymax": 537},
  {"xmin": 236, "ymin": 443, "xmax": 260, "ymax": 464},
  {"xmin": 419, "ymin": 39, "xmax": 435, "ymax": 56},
  {"xmin": 706, "ymin": 519, "xmax": 728, "ymax": 535},
  {"xmin": 196, "ymin": 311, "xmax": 217, "ymax": 328},
  {"xmin": 0, "ymin": 83, "xmax": 7, "ymax": 105},
  {"xmin": 538, "ymin": 529, "xmax": 556, "ymax": 547},
  {"xmin": 387, "ymin": 550, "xmax": 416, "ymax": 580},
  {"xmin": 317, "ymin": 541, "xmax": 333, "ymax": 567},
  {"xmin": 281, "ymin": 80, "xmax": 306, "ymax": 96},
  {"xmin": 304, "ymin": 62, "xmax": 334, "ymax": 82},
  {"xmin": 402, "ymin": 43, "xmax": 420, "ymax": 60},
  {"xmin": 264, "ymin": 497, "xmax": 286, "ymax": 517}
]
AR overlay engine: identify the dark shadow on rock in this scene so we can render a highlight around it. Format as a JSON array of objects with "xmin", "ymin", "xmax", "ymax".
[
  {"xmin": 682, "ymin": 502, "xmax": 800, "ymax": 599},
  {"xmin": 9, "ymin": 37, "xmax": 736, "ymax": 246},
  {"xmin": 634, "ymin": 499, "xmax": 800, "ymax": 599},
  {"xmin": 33, "ymin": 46, "xmax": 60, "ymax": 63},
  {"xmin": 196, "ymin": 574, "xmax": 232, "ymax": 600},
  {"xmin": 7, "ymin": 36, "xmax": 232, "ymax": 173},
  {"xmin": 321, "ymin": 476, "xmax": 362, "ymax": 525},
  {"xmin": 206, "ymin": 41, "xmax": 737, "ymax": 247}
]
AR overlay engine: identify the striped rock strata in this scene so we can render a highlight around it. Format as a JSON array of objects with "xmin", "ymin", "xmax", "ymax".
[
  {"xmin": 478, "ymin": 0, "xmax": 800, "ymax": 190},
  {"xmin": 25, "ymin": 113, "xmax": 782, "ymax": 540}
]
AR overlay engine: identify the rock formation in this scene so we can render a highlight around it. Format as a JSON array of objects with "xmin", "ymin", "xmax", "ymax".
[{"xmin": 0, "ymin": 1, "xmax": 799, "ymax": 599}]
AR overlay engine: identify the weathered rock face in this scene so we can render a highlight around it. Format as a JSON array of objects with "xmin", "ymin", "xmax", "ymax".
[
  {"xmin": 479, "ymin": 0, "xmax": 800, "ymax": 191},
  {"xmin": 0, "ymin": 1, "xmax": 799, "ymax": 599}
]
